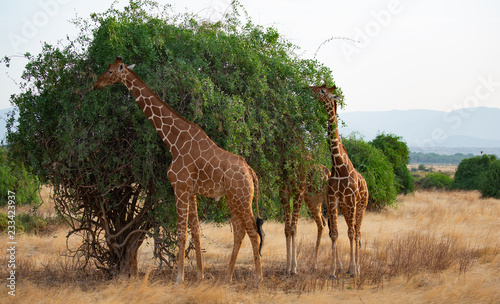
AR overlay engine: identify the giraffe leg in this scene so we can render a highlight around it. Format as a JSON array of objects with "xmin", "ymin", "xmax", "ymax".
[
  {"xmin": 285, "ymin": 228, "xmax": 292, "ymax": 274},
  {"xmin": 174, "ymin": 189, "xmax": 190, "ymax": 286},
  {"xmin": 290, "ymin": 228, "xmax": 298, "ymax": 275},
  {"xmin": 327, "ymin": 192, "xmax": 340, "ymax": 279},
  {"xmin": 280, "ymin": 189, "xmax": 293, "ymax": 274},
  {"xmin": 354, "ymin": 222, "xmax": 362, "ymax": 277},
  {"xmin": 340, "ymin": 198, "xmax": 357, "ymax": 277},
  {"xmin": 289, "ymin": 192, "xmax": 303, "ymax": 275},
  {"xmin": 306, "ymin": 195, "xmax": 325, "ymax": 270},
  {"xmin": 354, "ymin": 184, "xmax": 368, "ymax": 276},
  {"xmin": 227, "ymin": 216, "xmax": 246, "ymax": 283},
  {"xmin": 243, "ymin": 212, "xmax": 263, "ymax": 287},
  {"xmin": 188, "ymin": 195, "xmax": 203, "ymax": 281}
]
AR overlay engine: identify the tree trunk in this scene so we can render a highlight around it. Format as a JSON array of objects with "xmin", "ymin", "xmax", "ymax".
[{"xmin": 117, "ymin": 232, "xmax": 146, "ymax": 276}]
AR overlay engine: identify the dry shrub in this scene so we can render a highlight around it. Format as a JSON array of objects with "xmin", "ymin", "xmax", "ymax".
[{"xmin": 383, "ymin": 232, "xmax": 475, "ymax": 278}]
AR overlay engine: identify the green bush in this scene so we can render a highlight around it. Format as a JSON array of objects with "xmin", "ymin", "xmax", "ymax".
[
  {"xmin": 417, "ymin": 164, "xmax": 434, "ymax": 172},
  {"xmin": 0, "ymin": 212, "xmax": 25, "ymax": 233},
  {"xmin": 452, "ymin": 155, "xmax": 496, "ymax": 190},
  {"xmin": 370, "ymin": 133, "xmax": 414, "ymax": 195},
  {"xmin": 420, "ymin": 172, "xmax": 453, "ymax": 190},
  {"xmin": 343, "ymin": 134, "xmax": 398, "ymax": 209},
  {"xmin": 479, "ymin": 160, "xmax": 500, "ymax": 199},
  {"xmin": 0, "ymin": 148, "xmax": 40, "ymax": 206},
  {"xmin": 16, "ymin": 213, "xmax": 47, "ymax": 234},
  {"xmin": 0, "ymin": 212, "xmax": 8, "ymax": 231}
]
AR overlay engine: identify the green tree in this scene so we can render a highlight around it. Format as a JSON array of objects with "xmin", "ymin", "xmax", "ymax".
[
  {"xmin": 452, "ymin": 154, "xmax": 497, "ymax": 190},
  {"xmin": 342, "ymin": 134, "xmax": 398, "ymax": 209},
  {"xmin": 370, "ymin": 133, "xmax": 414, "ymax": 194},
  {"xmin": 479, "ymin": 160, "xmax": 500, "ymax": 199},
  {"xmin": 420, "ymin": 172, "xmax": 453, "ymax": 190},
  {"xmin": 4, "ymin": 1, "xmax": 334, "ymax": 276},
  {"xmin": 0, "ymin": 148, "xmax": 40, "ymax": 206},
  {"xmin": 418, "ymin": 164, "xmax": 428, "ymax": 171}
]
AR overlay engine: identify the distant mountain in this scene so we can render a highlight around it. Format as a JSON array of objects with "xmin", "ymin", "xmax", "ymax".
[{"xmin": 339, "ymin": 107, "xmax": 500, "ymax": 150}]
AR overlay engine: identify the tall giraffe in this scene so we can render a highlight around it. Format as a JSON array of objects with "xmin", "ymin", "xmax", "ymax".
[
  {"xmin": 310, "ymin": 84, "xmax": 368, "ymax": 278},
  {"xmin": 94, "ymin": 57, "xmax": 264, "ymax": 286},
  {"xmin": 280, "ymin": 162, "xmax": 330, "ymax": 274}
]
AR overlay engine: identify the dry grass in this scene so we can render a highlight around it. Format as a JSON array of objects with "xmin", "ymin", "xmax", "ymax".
[
  {"xmin": 408, "ymin": 164, "xmax": 457, "ymax": 174},
  {"xmin": 1, "ymin": 188, "xmax": 499, "ymax": 303}
]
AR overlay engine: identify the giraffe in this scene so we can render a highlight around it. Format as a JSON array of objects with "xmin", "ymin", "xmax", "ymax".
[
  {"xmin": 280, "ymin": 162, "xmax": 330, "ymax": 274},
  {"xmin": 310, "ymin": 84, "xmax": 369, "ymax": 278},
  {"xmin": 94, "ymin": 57, "xmax": 264, "ymax": 286}
]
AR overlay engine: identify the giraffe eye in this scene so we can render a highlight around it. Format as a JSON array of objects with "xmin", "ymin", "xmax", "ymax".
[
  {"xmin": 108, "ymin": 71, "xmax": 113, "ymax": 75},
  {"xmin": 320, "ymin": 89, "xmax": 325, "ymax": 94}
]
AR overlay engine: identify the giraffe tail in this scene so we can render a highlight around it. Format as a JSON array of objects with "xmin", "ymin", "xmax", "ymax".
[
  {"xmin": 250, "ymin": 168, "xmax": 265, "ymax": 256},
  {"xmin": 256, "ymin": 217, "xmax": 265, "ymax": 257}
]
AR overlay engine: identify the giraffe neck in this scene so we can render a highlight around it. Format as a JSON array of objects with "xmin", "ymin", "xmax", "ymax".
[
  {"xmin": 121, "ymin": 70, "xmax": 206, "ymax": 159},
  {"xmin": 324, "ymin": 100, "xmax": 351, "ymax": 175}
]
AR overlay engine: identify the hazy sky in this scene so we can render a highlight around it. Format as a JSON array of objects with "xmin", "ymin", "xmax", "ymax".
[{"xmin": 1, "ymin": 0, "xmax": 499, "ymax": 112}]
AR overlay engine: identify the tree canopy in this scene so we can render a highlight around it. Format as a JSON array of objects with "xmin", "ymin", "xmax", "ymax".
[
  {"xmin": 370, "ymin": 133, "xmax": 414, "ymax": 195},
  {"xmin": 452, "ymin": 154, "xmax": 497, "ymax": 191},
  {"xmin": 0, "ymin": 147, "xmax": 40, "ymax": 207},
  {"xmin": 342, "ymin": 134, "xmax": 398, "ymax": 209},
  {"xmin": 3, "ymin": 0, "xmax": 335, "ymax": 275},
  {"xmin": 479, "ymin": 159, "xmax": 500, "ymax": 199},
  {"xmin": 452, "ymin": 154, "xmax": 500, "ymax": 199}
]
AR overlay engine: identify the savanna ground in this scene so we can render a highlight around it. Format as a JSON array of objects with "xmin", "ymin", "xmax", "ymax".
[
  {"xmin": 1, "ymin": 186, "xmax": 499, "ymax": 303},
  {"xmin": 407, "ymin": 164, "xmax": 458, "ymax": 179},
  {"xmin": 407, "ymin": 164, "xmax": 457, "ymax": 174}
]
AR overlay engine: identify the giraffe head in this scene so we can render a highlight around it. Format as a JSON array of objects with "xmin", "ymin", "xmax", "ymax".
[
  {"xmin": 94, "ymin": 56, "xmax": 135, "ymax": 89},
  {"xmin": 310, "ymin": 84, "xmax": 342, "ymax": 113}
]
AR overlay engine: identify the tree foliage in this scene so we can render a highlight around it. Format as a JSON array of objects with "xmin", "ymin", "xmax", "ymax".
[
  {"xmin": 0, "ymin": 147, "xmax": 40, "ymax": 206},
  {"xmin": 370, "ymin": 133, "xmax": 414, "ymax": 195},
  {"xmin": 452, "ymin": 154, "xmax": 497, "ymax": 191},
  {"xmin": 342, "ymin": 134, "xmax": 398, "ymax": 209},
  {"xmin": 420, "ymin": 172, "xmax": 453, "ymax": 190},
  {"xmin": 3, "ymin": 1, "xmax": 334, "ymax": 275},
  {"xmin": 85, "ymin": 0, "xmax": 335, "ymax": 216},
  {"xmin": 479, "ymin": 160, "xmax": 500, "ymax": 199}
]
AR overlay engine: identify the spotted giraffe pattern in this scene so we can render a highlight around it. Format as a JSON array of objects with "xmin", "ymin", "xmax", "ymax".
[
  {"xmin": 94, "ymin": 57, "xmax": 264, "ymax": 286},
  {"xmin": 280, "ymin": 163, "xmax": 330, "ymax": 274},
  {"xmin": 311, "ymin": 84, "xmax": 369, "ymax": 278}
]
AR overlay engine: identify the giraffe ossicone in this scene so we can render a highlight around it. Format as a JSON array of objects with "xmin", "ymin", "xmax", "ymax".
[
  {"xmin": 94, "ymin": 56, "xmax": 264, "ymax": 286},
  {"xmin": 310, "ymin": 84, "xmax": 369, "ymax": 279}
]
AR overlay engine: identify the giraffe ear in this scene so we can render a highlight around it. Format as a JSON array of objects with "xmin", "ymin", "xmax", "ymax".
[{"xmin": 128, "ymin": 64, "xmax": 136, "ymax": 70}]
